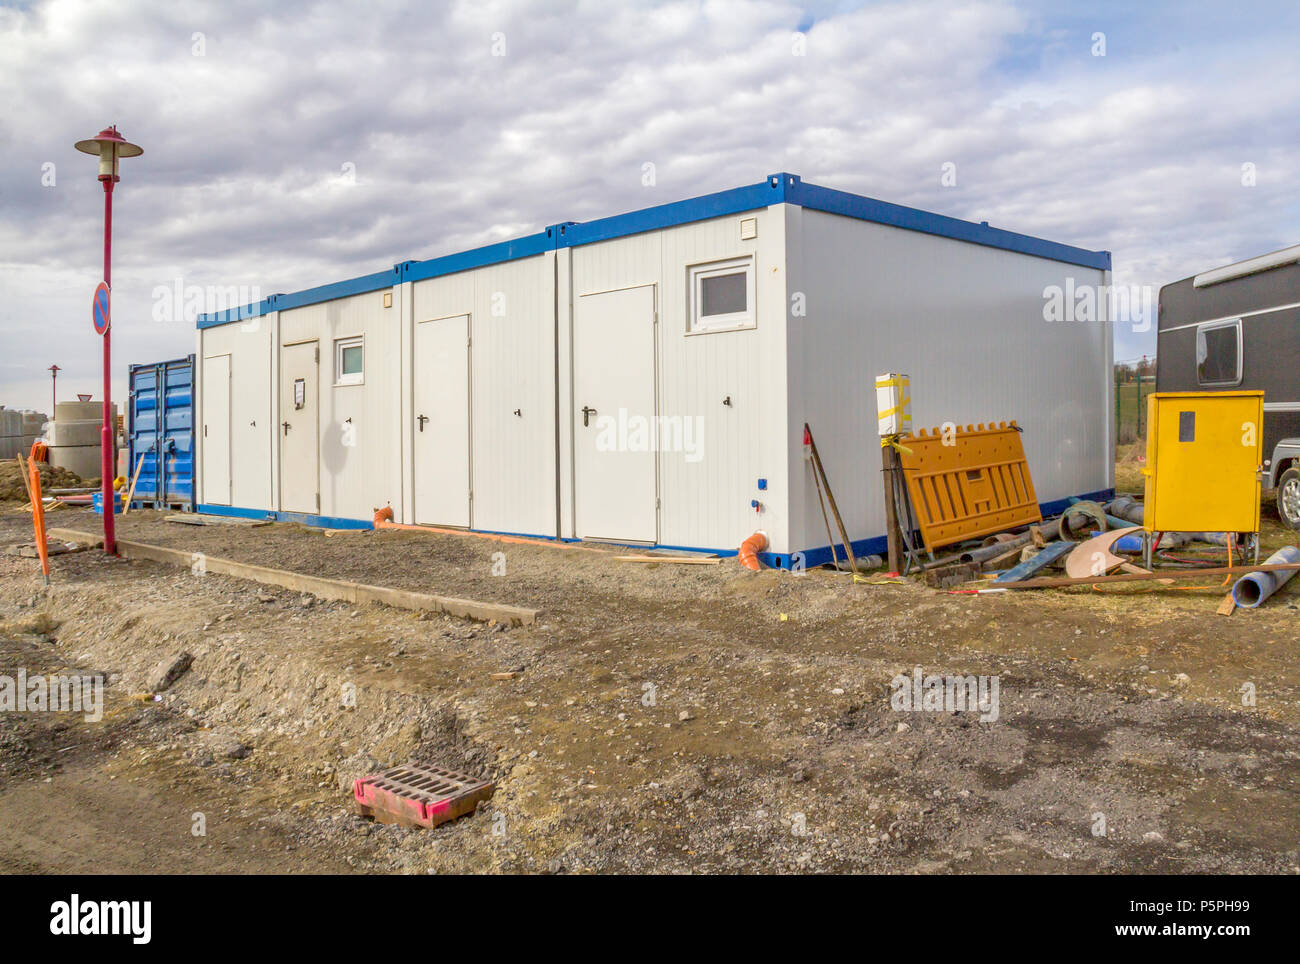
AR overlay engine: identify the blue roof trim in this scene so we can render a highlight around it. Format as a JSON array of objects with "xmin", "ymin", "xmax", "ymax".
[
  {"xmin": 401, "ymin": 228, "xmax": 557, "ymax": 286},
  {"xmin": 195, "ymin": 266, "xmax": 400, "ymax": 330},
  {"xmin": 198, "ymin": 171, "xmax": 1109, "ymax": 329},
  {"xmin": 787, "ymin": 177, "xmax": 1112, "ymax": 272},
  {"xmin": 556, "ymin": 175, "xmax": 790, "ymax": 247}
]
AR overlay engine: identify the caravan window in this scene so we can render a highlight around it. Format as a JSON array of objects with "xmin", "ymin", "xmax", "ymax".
[{"xmin": 1196, "ymin": 319, "xmax": 1242, "ymax": 386}]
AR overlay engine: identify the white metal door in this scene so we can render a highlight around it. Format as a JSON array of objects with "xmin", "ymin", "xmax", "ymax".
[
  {"xmin": 201, "ymin": 354, "xmax": 231, "ymax": 506},
  {"xmin": 413, "ymin": 315, "xmax": 471, "ymax": 527},
  {"xmin": 573, "ymin": 285, "xmax": 657, "ymax": 542},
  {"xmin": 279, "ymin": 341, "xmax": 319, "ymax": 515}
]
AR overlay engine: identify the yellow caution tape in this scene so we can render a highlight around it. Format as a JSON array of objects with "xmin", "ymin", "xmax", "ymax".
[
  {"xmin": 880, "ymin": 434, "xmax": 914, "ymax": 455},
  {"xmin": 877, "ymin": 396, "xmax": 911, "ymax": 420}
]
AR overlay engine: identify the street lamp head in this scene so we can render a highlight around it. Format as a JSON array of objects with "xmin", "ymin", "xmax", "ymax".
[{"xmin": 74, "ymin": 125, "xmax": 142, "ymax": 180}]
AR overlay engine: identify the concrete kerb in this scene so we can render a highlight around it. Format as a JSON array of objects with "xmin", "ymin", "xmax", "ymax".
[{"xmin": 47, "ymin": 528, "xmax": 538, "ymax": 626}]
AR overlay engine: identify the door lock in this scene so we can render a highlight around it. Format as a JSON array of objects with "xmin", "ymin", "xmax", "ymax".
[
  {"xmin": 581, "ymin": 405, "xmax": 597, "ymax": 427},
  {"xmin": 282, "ymin": 421, "xmax": 291, "ymax": 435},
  {"xmin": 417, "ymin": 414, "xmax": 428, "ymax": 432}
]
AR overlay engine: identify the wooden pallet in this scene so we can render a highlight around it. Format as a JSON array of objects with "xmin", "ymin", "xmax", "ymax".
[{"xmin": 354, "ymin": 764, "xmax": 495, "ymax": 829}]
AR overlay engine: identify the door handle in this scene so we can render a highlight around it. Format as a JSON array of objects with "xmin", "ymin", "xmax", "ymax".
[
  {"xmin": 417, "ymin": 414, "xmax": 428, "ymax": 432},
  {"xmin": 282, "ymin": 421, "xmax": 291, "ymax": 436},
  {"xmin": 581, "ymin": 405, "xmax": 597, "ymax": 427}
]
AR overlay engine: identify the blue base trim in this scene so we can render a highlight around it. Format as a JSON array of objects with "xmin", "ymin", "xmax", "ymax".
[
  {"xmin": 776, "ymin": 487, "xmax": 1118, "ymax": 572},
  {"xmin": 194, "ymin": 487, "xmax": 1118, "ymax": 567},
  {"xmin": 196, "ymin": 504, "xmax": 373, "ymax": 530},
  {"xmin": 767, "ymin": 535, "xmax": 890, "ymax": 571}
]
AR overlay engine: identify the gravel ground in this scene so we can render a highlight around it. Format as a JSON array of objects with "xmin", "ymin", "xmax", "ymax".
[{"xmin": 0, "ymin": 505, "xmax": 1297, "ymax": 874}]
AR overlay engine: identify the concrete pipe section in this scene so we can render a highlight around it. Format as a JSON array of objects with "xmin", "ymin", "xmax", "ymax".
[{"xmin": 1232, "ymin": 545, "xmax": 1300, "ymax": 608}]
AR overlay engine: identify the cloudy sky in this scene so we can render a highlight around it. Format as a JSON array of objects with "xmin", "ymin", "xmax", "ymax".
[{"xmin": 1, "ymin": 0, "xmax": 1297, "ymax": 413}]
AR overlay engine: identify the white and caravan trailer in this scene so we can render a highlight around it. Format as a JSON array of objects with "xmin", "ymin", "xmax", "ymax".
[{"xmin": 195, "ymin": 173, "xmax": 1113, "ymax": 566}]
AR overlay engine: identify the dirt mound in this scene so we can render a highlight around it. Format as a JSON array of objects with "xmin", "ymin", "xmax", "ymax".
[{"xmin": 0, "ymin": 459, "xmax": 86, "ymax": 502}]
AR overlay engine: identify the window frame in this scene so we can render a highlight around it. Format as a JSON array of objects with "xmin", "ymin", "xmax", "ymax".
[
  {"xmin": 1195, "ymin": 318, "xmax": 1243, "ymax": 387},
  {"xmin": 687, "ymin": 256, "xmax": 756, "ymax": 334},
  {"xmin": 334, "ymin": 334, "xmax": 365, "ymax": 386}
]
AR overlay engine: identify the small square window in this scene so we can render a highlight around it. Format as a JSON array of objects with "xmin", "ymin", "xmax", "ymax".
[
  {"xmin": 335, "ymin": 336, "xmax": 364, "ymax": 385},
  {"xmin": 688, "ymin": 257, "xmax": 755, "ymax": 333}
]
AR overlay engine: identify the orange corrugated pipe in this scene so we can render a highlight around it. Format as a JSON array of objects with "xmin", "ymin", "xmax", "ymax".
[{"xmin": 738, "ymin": 530, "xmax": 768, "ymax": 570}]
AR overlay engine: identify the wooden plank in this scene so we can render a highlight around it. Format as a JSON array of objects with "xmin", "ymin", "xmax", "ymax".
[
  {"xmin": 980, "ymin": 543, "xmax": 1026, "ymax": 572},
  {"xmin": 993, "ymin": 540, "xmax": 1075, "ymax": 582},
  {"xmin": 165, "ymin": 514, "xmax": 271, "ymax": 528},
  {"xmin": 121, "ymin": 453, "xmax": 147, "ymax": 515},
  {"xmin": 805, "ymin": 425, "xmax": 858, "ymax": 573},
  {"xmin": 614, "ymin": 555, "xmax": 721, "ymax": 565},
  {"xmin": 47, "ymin": 528, "xmax": 538, "ymax": 625},
  {"xmin": 987, "ymin": 561, "xmax": 1300, "ymax": 591}
]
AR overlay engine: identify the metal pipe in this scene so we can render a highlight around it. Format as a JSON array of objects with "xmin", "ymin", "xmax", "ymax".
[
  {"xmin": 1107, "ymin": 496, "xmax": 1144, "ymax": 524},
  {"xmin": 956, "ymin": 522, "xmax": 1055, "ymax": 566},
  {"xmin": 1231, "ymin": 545, "xmax": 1300, "ymax": 608},
  {"xmin": 1105, "ymin": 497, "xmax": 1228, "ymax": 546}
]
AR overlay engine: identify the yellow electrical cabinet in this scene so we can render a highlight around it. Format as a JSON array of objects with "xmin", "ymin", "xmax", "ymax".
[{"xmin": 1143, "ymin": 391, "xmax": 1264, "ymax": 533}]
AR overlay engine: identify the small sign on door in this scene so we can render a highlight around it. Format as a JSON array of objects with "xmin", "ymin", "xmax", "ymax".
[{"xmin": 294, "ymin": 378, "xmax": 306, "ymax": 410}]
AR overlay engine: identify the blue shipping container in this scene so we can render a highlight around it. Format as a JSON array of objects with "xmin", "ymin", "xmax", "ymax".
[{"xmin": 127, "ymin": 354, "xmax": 195, "ymax": 510}]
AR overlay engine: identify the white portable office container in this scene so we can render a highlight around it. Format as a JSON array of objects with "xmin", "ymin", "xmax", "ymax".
[{"xmin": 196, "ymin": 173, "xmax": 1113, "ymax": 566}]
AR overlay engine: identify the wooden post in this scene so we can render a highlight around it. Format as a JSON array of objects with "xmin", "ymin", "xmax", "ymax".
[{"xmin": 881, "ymin": 440, "xmax": 904, "ymax": 574}]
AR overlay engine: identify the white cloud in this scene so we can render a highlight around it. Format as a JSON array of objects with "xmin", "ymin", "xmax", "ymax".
[{"xmin": 1, "ymin": 0, "xmax": 1297, "ymax": 406}]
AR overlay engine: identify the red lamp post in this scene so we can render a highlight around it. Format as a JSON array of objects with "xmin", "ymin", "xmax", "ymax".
[
  {"xmin": 74, "ymin": 125, "xmax": 142, "ymax": 556},
  {"xmin": 48, "ymin": 364, "xmax": 60, "ymax": 417}
]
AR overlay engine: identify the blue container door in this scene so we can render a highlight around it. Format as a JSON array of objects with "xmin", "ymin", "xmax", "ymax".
[
  {"xmin": 128, "ymin": 354, "xmax": 195, "ymax": 509},
  {"xmin": 129, "ymin": 365, "xmax": 161, "ymax": 503},
  {"xmin": 161, "ymin": 357, "xmax": 194, "ymax": 504}
]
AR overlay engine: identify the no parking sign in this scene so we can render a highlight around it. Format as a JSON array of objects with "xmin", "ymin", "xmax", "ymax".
[{"xmin": 92, "ymin": 281, "xmax": 110, "ymax": 335}]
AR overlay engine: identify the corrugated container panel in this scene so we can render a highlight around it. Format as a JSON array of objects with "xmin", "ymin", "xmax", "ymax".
[
  {"xmin": 785, "ymin": 207, "xmax": 1111, "ymax": 554},
  {"xmin": 128, "ymin": 355, "xmax": 196, "ymax": 510}
]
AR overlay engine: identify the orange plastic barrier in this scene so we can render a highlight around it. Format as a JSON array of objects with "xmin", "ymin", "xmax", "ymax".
[{"xmin": 898, "ymin": 421, "xmax": 1040, "ymax": 552}]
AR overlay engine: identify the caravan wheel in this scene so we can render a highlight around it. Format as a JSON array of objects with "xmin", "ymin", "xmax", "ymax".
[{"xmin": 1279, "ymin": 467, "xmax": 1300, "ymax": 531}]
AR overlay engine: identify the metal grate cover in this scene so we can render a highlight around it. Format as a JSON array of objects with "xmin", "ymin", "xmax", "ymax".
[{"xmin": 354, "ymin": 763, "xmax": 495, "ymax": 829}]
